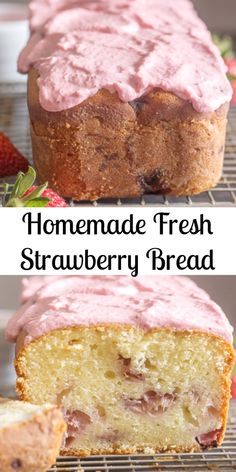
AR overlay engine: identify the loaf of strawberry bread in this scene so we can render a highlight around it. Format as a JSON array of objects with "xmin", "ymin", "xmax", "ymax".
[
  {"xmin": 18, "ymin": 0, "xmax": 232, "ymax": 200},
  {"xmin": 6, "ymin": 276, "xmax": 234, "ymax": 455}
]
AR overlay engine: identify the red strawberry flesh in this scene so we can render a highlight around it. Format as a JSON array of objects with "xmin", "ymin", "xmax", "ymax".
[{"xmin": 0, "ymin": 132, "xmax": 29, "ymax": 177}]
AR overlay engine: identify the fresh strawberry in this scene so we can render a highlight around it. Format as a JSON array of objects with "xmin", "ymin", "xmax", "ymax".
[
  {"xmin": 225, "ymin": 59, "xmax": 236, "ymax": 104},
  {"xmin": 3, "ymin": 167, "xmax": 68, "ymax": 207},
  {"xmin": 213, "ymin": 34, "xmax": 235, "ymax": 60},
  {"xmin": 231, "ymin": 376, "xmax": 236, "ymax": 399},
  {"xmin": 213, "ymin": 35, "xmax": 236, "ymax": 104},
  {"xmin": 0, "ymin": 132, "xmax": 29, "ymax": 178}
]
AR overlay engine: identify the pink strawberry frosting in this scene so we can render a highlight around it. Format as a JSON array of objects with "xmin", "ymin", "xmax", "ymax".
[
  {"xmin": 6, "ymin": 276, "xmax": 233, "ymax": 345},
  {"xmin": 18, "ymin": 0, "xmax": 232, "ymax": 113}
]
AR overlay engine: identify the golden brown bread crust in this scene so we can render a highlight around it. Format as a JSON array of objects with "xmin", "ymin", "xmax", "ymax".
[
  {"xmin": 28, "ymin": 68, "xmax": 229, "ymax": 200},
  {"xmin": 14, "ymin": 325, "xmax": 234, "ymax": 456},
  {"xmin": 0, "ymin": 402, "xmax": 66, "ymax": 472}
]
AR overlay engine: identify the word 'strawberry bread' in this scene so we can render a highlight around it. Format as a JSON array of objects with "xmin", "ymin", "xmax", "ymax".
[
  {"xmin": 6, "ymin": 276, "xmax": 234, "ymax": 456},
  {"xmin": 18, "ymin": 0, "xmax": 232, "ymax": 200},
  {"xmin": 0, "ymin": 398, "xmax": 66, "ymax": 472}
]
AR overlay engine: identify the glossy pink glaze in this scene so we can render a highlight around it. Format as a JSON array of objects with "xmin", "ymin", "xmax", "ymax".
[
  {"xmin": 18, "ymin": 0, "xmax": 232, "ymax": 113},
  {"xmin": 6, "ymin": 276, "xmax": 233, "ymax": 345}
]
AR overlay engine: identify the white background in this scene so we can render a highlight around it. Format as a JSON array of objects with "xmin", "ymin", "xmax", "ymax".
[
  {"xmin": 0, "ymin": 207, "xmax": 235, "ymax": 275},
  {"xmin": 8, "ymin": 0, "xmax": 236, "ymax": 34}
]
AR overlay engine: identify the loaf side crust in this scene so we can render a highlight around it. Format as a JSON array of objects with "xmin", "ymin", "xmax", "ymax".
[{"xmin": 28, "ymin": 69, "xmax": 229, "ymax": 200}]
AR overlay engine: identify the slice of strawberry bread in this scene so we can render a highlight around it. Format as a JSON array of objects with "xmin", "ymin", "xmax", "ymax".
[
  {"xmin": 0, "ymin": 398, "xmax": 66, "ymax": 471},
  {"xmin": 6, "ymin": 276, "xmax": 234, "ymax": 455}
]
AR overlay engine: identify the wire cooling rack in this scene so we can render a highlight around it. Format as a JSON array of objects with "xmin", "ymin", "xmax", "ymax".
[
  {"xmin": 0, "ymin": 82, "xmax": 236, "ymax": 207},
  {"xmin": 48, "ymin": 402, "xmax": 236, "ymax": 472}
]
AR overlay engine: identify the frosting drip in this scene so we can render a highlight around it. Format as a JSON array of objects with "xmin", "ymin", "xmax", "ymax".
[
  {"xmin": 18, "ymin": 0, "xmax": 232, "ymax": 112},
  {"xmin": 6, "ymin": 276, "xmax": 233, "ymax": 345}
]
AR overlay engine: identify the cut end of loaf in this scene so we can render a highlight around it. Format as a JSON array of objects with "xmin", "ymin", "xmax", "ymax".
[
  {"xmin": 15, "ymin": 326, "xmax": 234, "ymax": 456},
  {"xmin": 0, "ymin": 398, "xmax": 66, "ymax": 472}
]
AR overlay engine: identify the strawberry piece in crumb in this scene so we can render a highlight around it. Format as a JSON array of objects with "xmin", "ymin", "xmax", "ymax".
[{"xmin": 196, "ymin": 428, "xmax": 222, "ymax": 448}]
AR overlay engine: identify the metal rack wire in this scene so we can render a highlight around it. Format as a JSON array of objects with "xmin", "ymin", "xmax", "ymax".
[
  {"xmin": 0, "ymin": 82, "xmax": 236, "ymax": 206},
  {"xmin": 48, "ymin": 402, "xmax": 236, "ymax": 471}
]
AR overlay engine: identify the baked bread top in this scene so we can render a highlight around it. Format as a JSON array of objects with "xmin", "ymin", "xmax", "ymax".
[
  {"xmin": 18, "ymin": 0, "xmax": 232, "ymax": 113},
  {"xmin": 6, "ymin": 276, "xmax": 233, "ymax": 345}
]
